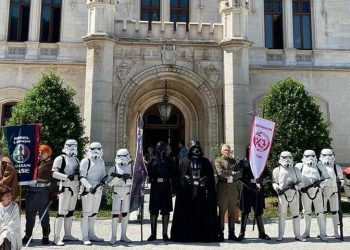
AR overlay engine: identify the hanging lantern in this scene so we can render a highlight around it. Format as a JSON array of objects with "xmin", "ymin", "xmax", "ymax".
[{"xmin": 158, "ymin": 80, "xmax": 172, "ymax": 124}]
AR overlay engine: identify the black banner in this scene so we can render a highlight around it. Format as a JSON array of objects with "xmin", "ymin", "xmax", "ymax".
[
  {"xmin": 3, "ymin": 124, "xmax": 40, "ymax": 185},
  {"xmin": 130, "ymin": 116, "xmax": 148, "ymax": 212}
]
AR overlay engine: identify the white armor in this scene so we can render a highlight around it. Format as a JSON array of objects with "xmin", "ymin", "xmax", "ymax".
[
  {"xmin": 79, "ymin": 142, "xmax": 106, "ymax": 245},
  {"xmin": 272, "ymin": 151, "xmax": 304, "ymax": 241},
  {"xmin": 296, "ymin": 150, "xmax": 330, "ymax": 242},
  {"xmin": 107, "ymin": 148, "xmax": 133, "ymax": 244},
  {"xmin": 52, "ymin": 139, "xmax": 80, "ymax": 246},
  {"xmin": 319, "ymin": 149, "xmax": 344, "ymax": 239}
]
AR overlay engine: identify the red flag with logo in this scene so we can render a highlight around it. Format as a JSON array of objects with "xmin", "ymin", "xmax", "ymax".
[{"xmin": 249, "ymin": 116, "xmax": 275, "ymax": 179}]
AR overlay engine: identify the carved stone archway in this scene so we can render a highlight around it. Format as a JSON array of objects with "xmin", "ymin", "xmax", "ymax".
[{"xmin": 116, "ymin": 65, "xmax": 219, "ymax": 158}]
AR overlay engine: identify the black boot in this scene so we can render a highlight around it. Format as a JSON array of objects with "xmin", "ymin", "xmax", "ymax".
[
  {"xmin": 162, "ymin": 214, "xmax": 170, "ymax": 241},
  {"xmin": 147, "ymin": 214, "xmax": 158, "ymax": 241},
  {"xmin": 228, "ymin": 230, "xmax": 239, "ymax": 241},
  {"xmin": 256, "ymin": 215, "xmax": 271, "ymax": 240},
  {"xmin": 42, "ymin": 225, "xmax": 50, "ymax": 245},
  {"xmin": 22, "ymin": 227, "xmax": 33, "ymax": 245},
  {"xmin": 237, "ymin": 213, "xmax": 248, "ymax": 242}
]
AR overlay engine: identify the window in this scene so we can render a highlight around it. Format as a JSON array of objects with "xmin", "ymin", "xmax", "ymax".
[
  {"xmin": 1, "ymin": 102, "xmax": 17, "ymax": 126},
  {"xmin": 264, "ymin": 0, "xmax": 283, "ymax": 49},
  {"xmin": 170, "ymin": 0, "xmax": 189, "ymax": 31},
  {"xmin": 40, "ymin": 0, "xmax": 62, "ymax": 43},
  {"xmin": 8, "ymin": 0, "xmax": 30, "ymax": 42},
  {"xmin": 141, "ymin": 0, "xmax": 160, "ymax": 30},
  {"xmin": 293, "ymin": 0, "xmax": 312, "ymax": 50}
]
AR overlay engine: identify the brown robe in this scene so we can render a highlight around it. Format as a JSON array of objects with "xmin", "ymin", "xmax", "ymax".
[
  {"xmin": 37, "ymin": 159, "xmax": 53, "ymax": 183},
  {"xmin": 0, "ymin": 156, "xmax": 19, "ymax": 200}
]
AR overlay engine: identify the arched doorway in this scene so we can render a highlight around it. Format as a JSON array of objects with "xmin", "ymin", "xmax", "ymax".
[{"xmin": 143, "ymin": 103, "xmax": 185, "ymax": 155}]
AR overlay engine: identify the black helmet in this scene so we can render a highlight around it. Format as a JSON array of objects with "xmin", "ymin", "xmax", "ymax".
[
  {"xmin": 188, "ymin": 139, "xmax": 203, "ymax": 158},
  {"xmin": 156, "ymin": 141, "xmax": 166, "ymax": 153}
]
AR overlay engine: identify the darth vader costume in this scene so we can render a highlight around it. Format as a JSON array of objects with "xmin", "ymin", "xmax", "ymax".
[{"xmin": 170, "ymin": 140, "xmax": 218, "ymax": 242}]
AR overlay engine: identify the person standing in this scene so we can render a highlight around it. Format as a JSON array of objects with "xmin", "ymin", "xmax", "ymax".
[
  {"xmin": 214, "ymin": 144, "xmax": 241, "ymax": 241},
  {"xmin": 52, "ymin": 139, "xmax": 80, "ymax": 246},
  {"xmin": 22, "ymin": 145, "xmax": 53, "ymax": 245},
  {"xmin": 171, "ymin": 140, "xmax": 218, "ymax": 242},
  {"xmin": 146, "ymin": 141, "xmax": 175, "ymax": 241},
  {"xmin": 79, "ymin": 142, "xmax": 107, "ymax": 245},
  {"xmin": 0, "ymin": 156, "xmax": 19, "ymax": 201},
  {"xmin": 296, "ymin": 150, "xmax": 330, "ymax": 242},
  {"xmin": 237, "ymin": 146, "xmax": 271, "ymax": 241},
  {"xmin": 178, "ymin": 140, "xmax": 187, "ymax": 160},
  {"xmin": 272, "ymin": 151, "xmax": 304, "ymax": 241}
]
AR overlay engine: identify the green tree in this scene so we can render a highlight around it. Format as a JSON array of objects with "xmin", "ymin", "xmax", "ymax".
[
  {"xmin": 262, "ymin": 77, "xmax": 332, "ymax": 178},
  {"xmin": 3, "ymin": 71, "xmax": 88, "ymax": 158}
]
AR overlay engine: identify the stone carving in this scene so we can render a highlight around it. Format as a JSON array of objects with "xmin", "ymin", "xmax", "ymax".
[
  {"xmin": 8, "ymin": 47, "xmax": 26, "ymax": 56},
  {"xmin": 115, "ymin": 61, "xmax": 131, "ymax": 84},
  {"xmin": 161, "ymin": 45, "xmax": 176, "ymax": 65},
  {"xmin": 200, "ymin": 64, "xmax": 221, "ymax": 87},
  {"xmin": 40, "ymin": 48, "xmax": 58, "ymax": 56}
]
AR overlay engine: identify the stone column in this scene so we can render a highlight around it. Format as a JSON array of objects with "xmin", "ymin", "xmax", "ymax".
[
  {"xmin": 220, "ymin": 0, "xmax": 251, "ymax": 157},
  {"xmin": 84, "ymin": 0, "xmax": 117, "ymax": 163},
  {"xmin": 25, "ymin": 0, "xmax": 41, "ymax": 60},
  {"xmin": 0, "ymin": 0, "xmax": 10, "ymax": 59},
  {"xmin": 283, "ymin": 0, "xmax": 296, "ymax": 65},
  {"xmin": 162, "ymin": 0, "xmax": 170, "ymax": 22},
  {"xmin": 0, "ymin": 0, "xmax": 10, "ymax": 41},
  {"xmin": 84, "ymin": 38, "xmax": 115, "ymax": 164}
]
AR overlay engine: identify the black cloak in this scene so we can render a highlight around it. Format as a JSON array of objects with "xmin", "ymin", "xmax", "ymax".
[{"xmin": 170, "ymin": 157, "xmax": 219, "ymax": 242}]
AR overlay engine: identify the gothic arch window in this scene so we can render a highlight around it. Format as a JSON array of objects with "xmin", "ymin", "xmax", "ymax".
[
  {"xmin": 8, "ymin": 0, "xmax": 30, "ymax": 42},
  {"xmin": 293, "ymin": 0, "xmax": 312, "ymax": 50},
  {"xmin": 1, "ymin": 102, "xmax": 17, "ymax": 126},
  {"xmin": 264, "ymin": 0, "xmax": 283, "ymax": 49},
  {"xmin": 170, "ymin": 0, "xmax": 189, "ymax": 31},
  {"xmin": 140, "ymin": 0, "xmax": 160, "ymax": 31},
  {"xmin": 40, "ymin": 0, "xmax": 62, "ymax": 43}
]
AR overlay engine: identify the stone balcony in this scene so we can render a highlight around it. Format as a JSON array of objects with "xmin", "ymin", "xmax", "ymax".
[{"xmin": 114, "ymin": 20, "xmax": 223, "ymax": 42}]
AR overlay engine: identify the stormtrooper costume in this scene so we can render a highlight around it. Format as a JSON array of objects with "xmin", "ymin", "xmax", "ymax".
[
  {"xmin": 295, "ymin": 150, "xmax": 330, "ymax": 242},
  {"xmin": 107, "ymin": 149, "xmax": 133, "ymax": 244},
  {"xmin": 79, "ymin": 142, "xmax": 107, "ymax": 245},
  {"xmin": 319, "ymin": 149, "xmax": 344, "ymax": 239},
  {"xmin": 52, "ymin": 139, "xmax": 80, "ymax": 246},
  {"xmin": 272, "ymin": 151, "xmax": 304, "ymax": 241}
]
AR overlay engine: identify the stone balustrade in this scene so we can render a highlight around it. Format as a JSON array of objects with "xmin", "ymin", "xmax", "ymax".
[{"xmin": 114, "ymin": 20, "xmax": 223, "ymax": 42}]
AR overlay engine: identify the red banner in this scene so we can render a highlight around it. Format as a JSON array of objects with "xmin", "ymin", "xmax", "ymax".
[{"xmin": 249, "ymin": 116, "xmax": 275, "ymax": 179}]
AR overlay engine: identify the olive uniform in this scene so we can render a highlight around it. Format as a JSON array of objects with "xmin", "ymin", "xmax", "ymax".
[{"xmin": 214, "ymin": 156, "xmax": 242, "ymax": 240}]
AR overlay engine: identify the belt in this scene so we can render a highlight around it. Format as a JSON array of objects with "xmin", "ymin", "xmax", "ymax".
[
  {"xmin": 250, "ymin": 179, "xmax": 257, "ymax": 184},
  {"xmin": 35, "ymin": 182, "xmax": 51, "ymax": 188},
  {"xmin": 152, "ymin": 178, "xmax": 168, "ymax": 183},
  {"xmin": 218, "ymin": 178, "xmax": 234, "ymax": 184}
]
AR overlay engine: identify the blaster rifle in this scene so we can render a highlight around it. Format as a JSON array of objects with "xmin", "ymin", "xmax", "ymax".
[
  {"xmin": 336, "ymin": 177, "xmax": 344, "ymax": 241},
  {"xmin": 300, "ymin": 179, "xmax": 324, "ymax": 193},
  {"xmin": 91, "ymin": 175, "xmax": 109, "ymax": 193},
  {"xmin": 277, "ymin": 181, "xmax": 301, "ymax": 195}
]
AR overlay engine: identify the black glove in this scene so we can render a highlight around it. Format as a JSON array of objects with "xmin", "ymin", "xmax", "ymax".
[
  {"xmin": 300, "ymin": 187, "xmax": 307, "ymax": 193},
  {"xmin": 199, "ymin": 176, "xmax": 208, "ymax": 187},
  {"xmin": 67, "ymin": 174, "xmax": 75, "ymax": 181},
  {"xmin": 89, "ymin": 187, "xmax": 97, "ymax": 194},
  {"xmin": 276, "ymin": 188, "xmax": 283, "ymax": 195},
  {"xmin": 346, "ymin": 173, "xmax": 350, "ymax": 179},
  {"xmin": 111, "ymin": 172, "xmax": 119, "ymax": 178}
]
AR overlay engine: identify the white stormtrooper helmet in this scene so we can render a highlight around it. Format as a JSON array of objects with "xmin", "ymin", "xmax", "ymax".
[
  {"xmin": 320, "ymin": 148, "xmax": 335, "ymax": 166},
  {"xmin": 302, "ymin": 150, "xmax": 317, "ymax": 166},
  {"xmin": 62, "ymin": 139, "xmax": 78, "ymax": 157},
  {"xmin": 278, "ymin": 151, "xmax": 294, "ymax": 167},
  {"xmin": 88, "ymin": 142, "xmax": 103, "ymax": 159},
  {"xmin": 115, "ymin": 148, "xmax": 132, "ymax": 166}
]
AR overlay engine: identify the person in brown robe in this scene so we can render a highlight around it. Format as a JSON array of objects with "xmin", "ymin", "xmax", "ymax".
[{"xmin": 0, "ymin": 156, "xmax": 19, "ymax": 201}]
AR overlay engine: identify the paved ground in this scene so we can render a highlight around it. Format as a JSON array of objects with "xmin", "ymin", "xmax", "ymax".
[{"xmin": 22, "ymin": 213, "xmax": 350, "ymax": 250}]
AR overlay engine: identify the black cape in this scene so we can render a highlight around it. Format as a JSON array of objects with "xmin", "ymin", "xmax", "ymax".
[{"xmin": 170, "ymin": 157, "xmax": 219, "ymax": 242}]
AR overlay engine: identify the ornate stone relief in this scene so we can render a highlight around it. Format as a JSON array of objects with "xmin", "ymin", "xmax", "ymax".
[
  {"xmin": 200, "ymin": 64, "xmax": 221, "ymax": 88},
  {"xmin": 115, "ymin": 61, "xmax": 131, "ymax": 84},
  {"xmin": 161, "ymin": 45, "xmax": 176, "ymax": 65}
]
